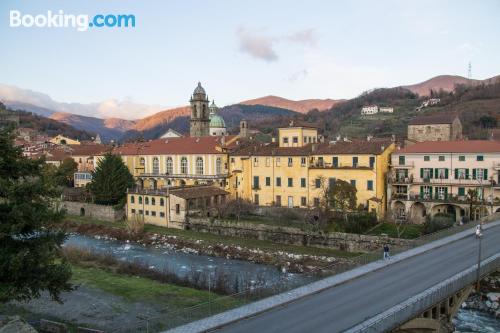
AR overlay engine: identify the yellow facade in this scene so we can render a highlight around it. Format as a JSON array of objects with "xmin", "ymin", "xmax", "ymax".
[
  {"xmin": 278, "ymin": 127, "xmax": 319, "ymax": 147},
  {"xmin": 50, "ymin": 135, "xmax": 80, "ymax": 145}
]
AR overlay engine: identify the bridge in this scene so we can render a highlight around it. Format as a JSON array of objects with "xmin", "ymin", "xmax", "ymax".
[{"xmin": 166, "ymin": 221, "xmax": 500, "ymax": 333}]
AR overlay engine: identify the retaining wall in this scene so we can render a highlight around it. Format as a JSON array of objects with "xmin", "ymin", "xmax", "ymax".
[{"xmin": 60, "ymin": 201, "xmax": 125, "ymax": 222}]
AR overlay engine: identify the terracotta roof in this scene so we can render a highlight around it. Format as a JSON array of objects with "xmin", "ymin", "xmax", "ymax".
[
  {"xmin": 489, "ymin": 128, "xmax": 500, "ymax": 141},
  {"xmin": 169, "ymin": 185, "xmax": 229, "ymax": 199},
  {"xmin": 45, "ymin": 149, "xmax": 70, "ymax": 161},
  {"xmin": 68, "ymin": 144, "xmax": 111, "ymax": 156},
  {"xmin": 409, "ymin": 113, "xmax": 458, "ymax": 125},
  {"xmin": 396, "ymin": 140, "xmax": 500, "ymax": 154},
  {"xmin": 231, "ymin": 139, "xmax": 392, "ymax": 157},
  {"xmin": 113, "ymin": 136, "xmax": 235, "ymax": 156}
]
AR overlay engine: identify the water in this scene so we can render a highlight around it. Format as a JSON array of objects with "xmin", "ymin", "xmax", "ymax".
[
  {"xmin": 454, "ymin": 309, "xmax": 500, "ymax": 333},
  {"xmin": 64, "ymin": 234, "xmax": 310, "ymax": 292}
]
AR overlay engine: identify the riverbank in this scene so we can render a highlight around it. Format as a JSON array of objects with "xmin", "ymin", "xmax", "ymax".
[
  {"xmin": 461, "ymin": 269, "xmax": 500, "ymax": 318},
  {"xmin": 63, "ymin": 216, "xmax": 358, "ymax": 273}
]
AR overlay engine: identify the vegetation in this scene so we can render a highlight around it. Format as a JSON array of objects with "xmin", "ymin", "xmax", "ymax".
[
  {"xmin": 42, "ymin": 157, "xmax": 78, "ymax": 187},
  {"xmin": 89, "ymin": 153, "xmax": 134, "ymax": 207},
  {"xmin": 366, "ymin": 223, "xmax": 424, "ymax": 239},
  {"xmin": 0, "ymin": 127, "xmax": 72, "ymax": 302},
  {"xmin": 423, "ymin": 213, "xmax": 455, "ymax": 234}
]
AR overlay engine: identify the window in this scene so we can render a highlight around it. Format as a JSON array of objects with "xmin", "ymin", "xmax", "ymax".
[
  {"xmin": 160, "ymin": 198, "xmax": 164, "ymax": 206},
  {"xmin": 288, "ymin": 178, "xmax": 293, "ymax": 187},
  {"xmin": 265, "ymin": 177, "xmax": 271, "ymax": 186},
  {"xmin": 458, "ymin": 187, "xmax": 465, "ymax": 196},
  {"xmin": 332, "ymin": 157, "xmax": 339, "ymax": 168},
  {"xmin": 303, "ymin": 137, "xmax": 307, "ymax": 143},
  {"xmin": 369, "ymin": 156, "xmax": 375, "ymax": 168},
  {"xmin": 473, "ymin": 168, "xmax": 488, "ymax": 180},
  {"xmin": 424, "ymin": 156, "xmax": 430, "ymax": 161},
  {"xmin": 438, "ymin": 156, "xmax": 445, "ymax": 161},
  {"xmin": 131, "ymin": 209, "xmax": 136, "ymax": 214},
  {"xmin": 145, "ymin": 197, "xmax": 149, "ymax": 205},
  {"xmin": 436, "ymin": 168, "xmax": 448, "ymax": 179},
  {"xmin": 398, "ymin": 156, "xmax": 405, "ymax": 166},
  {"xmin": 458, "ymin": 156, "xmax": 465, "ymax": 162},
  {"xmin": 352, "ymin": 157, "xmax": 358, "ymax": 167},
  {"xmin": 301, "ymin": 197, "xmax": 307, "ymax": 206},
  {"xmin": 180, "ymin": 157, "xmax": 188, "ymax": 174},
  {"xmin": 265, "ymin": 157, "xmax": 271, "ymax": 167},
  {"xmin": 313, "ymin": 197, "xmax": 320, "ymax": 207},
  {"xmin": 151, "ymin": 198, "xmax": 156, "ymax": 205},
  {"xmin": 152, "ymin": 157, "xmax": 159, "ymax": 174},
  {"xmin": 301, "ymin": 178, "xmax": 306, "ymax": 188},
  {"xmin": 166, "ymin": 157, "xmax": 173, "ymax": 174},
  {"xmin": 254, "ymin": 194, "xmax": 259, "ymax": 205},
  {"xmin": 328, "ymin": 177, "xmax": 336, "ymax": 189},
  {"xmin": 151, "ymin": 211, "xmax": 156, "ymax": 217},
  {"xmin": 276, "ymin": 157, "xmax": 281, "ymax": 166},
  {"xmin": 139, "ymin": 209, "xmax": 143, "ymax": 214},
  {"xmin": 175, "ymin": 204, "xmax": 180, "ymax": 214},
  {"xmin": 283, "ymin": 137, "xmax": 289, "ymax": 144},
  {"xmin": 253, "ymin": 176, "xmax": 260, "ymax": 189},
  {"xmin": 421, "ymin": 168, "xmax": 433, "ymax": 179},
  {"xmin": 275, "ymin": 195, "xmax": 281, "ymax": 206},
  {"xmin": 350, "ymin": 180, "xmax": 356, "ymax": 187},
  {"xmin": 367, "ymin": 180, "xmax": 373, "ymax": 191},
  {"xmin": 139, "ymin": 196, "xmax": 143, "ymax": 204},
  {"xmin": 160, "ymin": 212, "xmax": 165, "ymax": 218},
  {"xmin": 288, "ymin": 157, "xmax": 293, "ymax": 167},
  {"xmin": 276, "ymin": 177, "xmax": 282, "ymax": 187},
  {"xmin": 196, "ymin": 157, "xmax": 204, "ymax": 175},
  {"xmin": 253, "ymin": 157, "xmax": 258, "ymax": 167},
  {"xmin": 145, "ymin": 210, "xmax": 149, "ymax": 216},
  {"xmin": 315, "ymin": 178, "xmax": 321, "ymax": 188},
  {"xmin": 301, "ymin": 157, "xmax": 306, "ymax": 167},
  {"xmin": 130, "ymin": 196, "xmax": 135, "ymax": 203},
  {"xmin": 140, "ymin": 157, "xmax": 145, "ymax": 167},
  {"xmin": 216, "ymin": 157, "xmax": 222, "ymax": 174},
  {"xmin": 292, "ymin": 136, "xmax": 298, "ymax": 144},
  {"xmin": 455, "ymin": 168, "xmax": 468, "ymax": 179},
  {"xmin": 477, "ymin": 155, "xmax": 484, "ymax": 161},
  {"xmin": 231, "ymin": 157, "xmax": 235, "ymax": 163}
]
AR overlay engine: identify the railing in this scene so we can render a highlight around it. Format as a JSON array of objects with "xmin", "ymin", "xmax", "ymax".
[
  {"xmin": 388, "ymin": 176, "xmax": 413, "ymax": 184},
  {"xmin": 139, "ymin": 172, "xmax": 229, "ymax": 179},
  {"xmin": 107, "ymin": 216, "xmax": 500, "ymax": 332},
  {"xmin": 392, "ymin": 162, "xmax": 415, "ymax": 168},
  {"xmin": 309, "ymin": 162, "xmax": 373, "ymax": 170}
]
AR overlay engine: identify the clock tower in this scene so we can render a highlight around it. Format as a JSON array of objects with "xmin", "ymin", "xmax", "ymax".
[{"xmin": 189, "ymin": 82, "xmax": 210, "ymax": 137}]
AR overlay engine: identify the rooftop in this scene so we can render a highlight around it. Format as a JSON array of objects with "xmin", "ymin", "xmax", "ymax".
[
  {"xmin": 396, "ymin": 140, "xmax": 500, "ymax": 154},
  {"xmin": 409, "ymin": 113, "xmax": 458, "ymax": 125}
]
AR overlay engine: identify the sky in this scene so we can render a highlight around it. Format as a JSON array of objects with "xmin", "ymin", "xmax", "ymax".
[{"xmin": 1, "ymin": 0, "xmax": 500, "ymax": 119}]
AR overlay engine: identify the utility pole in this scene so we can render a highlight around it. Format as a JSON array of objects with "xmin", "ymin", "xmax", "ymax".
[{"xmin": 476, "ymin": 225, "xmax": 483, "ymax": 291}]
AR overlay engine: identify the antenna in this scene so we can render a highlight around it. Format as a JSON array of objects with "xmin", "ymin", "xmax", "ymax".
[{"xmin": 467, "ymin": 61, "xmax": 472, "ymax": 79}]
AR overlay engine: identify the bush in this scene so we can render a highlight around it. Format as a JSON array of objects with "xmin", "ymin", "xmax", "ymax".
[
  {"xmin": 423, "ymin": 213, "xmax": 454, "ymax": 234},
  {"xmin": 333, "ymin": 212, "xmax": 377, "ymax": 234}
]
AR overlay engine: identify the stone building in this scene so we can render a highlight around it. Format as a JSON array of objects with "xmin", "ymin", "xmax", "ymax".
[
  {"xmin": 407, "ymin": 114, "xmax": 462, "ymax": 144},
  {"xmin": 189, "ymin": 82, "xmax": 211, "ymax": 137}
]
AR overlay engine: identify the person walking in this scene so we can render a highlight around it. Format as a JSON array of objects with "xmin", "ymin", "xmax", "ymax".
[
  {"xmin": 475, "ymin": 224, "xmax": 482, "ymax": 239},
  {"xmin": 383, "ymin": 244, "xmax": 390, "ymax": 260}
]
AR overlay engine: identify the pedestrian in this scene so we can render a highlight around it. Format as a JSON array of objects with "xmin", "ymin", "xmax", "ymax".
[
  {"xmin": 383, "ymin": 244, "xmax": 390, "ymax": 260},
  {"xmin": 475, "ymin": 224, "xmax": 482, "ymax": 239}
]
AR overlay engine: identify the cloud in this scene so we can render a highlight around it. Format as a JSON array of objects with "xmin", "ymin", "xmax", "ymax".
[
  {"xmin": 0, "ymin": 83, "xmax": 165, "ymax": 120},
  {"xmin": 236, "ymin": 27, "xmax": 278, "ymax": 62},
  {"xmin": 236, "ymin": 27, "xmax": 317, "ymax": 62}
]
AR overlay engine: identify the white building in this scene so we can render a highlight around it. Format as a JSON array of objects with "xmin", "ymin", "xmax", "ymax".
[
  {"xmin": 379, "ymin": 107, "xmax": 394, "ymax": 113},
  {"xmin": 388, "ymin": 140, "xmax": 500, "ymax": 224},
  {"xmin": 361, "ymin": 105, "xmax": 379, "ymax": 115},
  {"xmin": 160, "ymin": 129, "xmax": 183, "ymax": 138}
]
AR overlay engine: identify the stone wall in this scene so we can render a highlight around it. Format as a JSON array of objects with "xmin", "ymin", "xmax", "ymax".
[
  {"xmin": 186, "ymin": 218, "xmax": 412, "ymax": 252},
  {"xmin": 60, "ymin": 201, "xmax": 125, "ymax": 221}
]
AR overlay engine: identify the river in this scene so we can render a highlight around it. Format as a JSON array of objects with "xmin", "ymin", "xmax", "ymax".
[{"xmin": 64, "ymin": 234, "xmax": 499, "ymax": 331}]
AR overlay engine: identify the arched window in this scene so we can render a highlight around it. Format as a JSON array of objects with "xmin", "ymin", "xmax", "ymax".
[
  {"xmin": 130, "ymin": 196, "xmax": 135, "ymax": 204},
  {"xmin": 145, "ymin": 197, "xmax": 149, "ymax": 205},
  {"xmin": 139, "ymin": 196, "xmax": 143, "ymax": 204},
  {"xmin": 151, "ymin": 198, "xmax": 156, "ymax": 205},
  {"xmin": 166, "ymin": 157, "xmax": 173, "ymax": 174},
  {"xmin": 152, "ymin": 157, "xmax": 159, "ymax": 174},
  {"xmin": 160, "ymin": 198, "xmax": 164, "ymax": 206},
  {"xmin": 139, "ymin": 157, "xmax": 146, "ymax": 169},
  {"xmin": 216, "ymin": 157, "xmax": 222, "ymax": 174},
  {"xmin": 196, "ymin": 157, "xmax": 204, "ymax": 175},
  {"xmin": 181, "ymin": 157, "xmax": 188, "ymax": 174}
]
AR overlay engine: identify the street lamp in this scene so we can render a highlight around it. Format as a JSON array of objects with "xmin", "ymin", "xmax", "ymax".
[{"xmin": 476, "ymin": 224, "xmax": 483, "ymax": 291}]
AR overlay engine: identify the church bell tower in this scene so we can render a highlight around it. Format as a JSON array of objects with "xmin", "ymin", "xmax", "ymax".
[{"xmin": 190, "ymin": 82, "xmax": 210, "ymax": 137}]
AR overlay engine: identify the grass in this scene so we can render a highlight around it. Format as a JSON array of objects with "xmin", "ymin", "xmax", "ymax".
[
  {"xmin": 366, "ymin": 223, "xmax": 424, "ymax": 239},
  {"xmin": 66, "ymin": 215, "xmax": 359, "ymax": 258}
]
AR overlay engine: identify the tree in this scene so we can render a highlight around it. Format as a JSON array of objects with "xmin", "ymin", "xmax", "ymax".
[
  {"xmin": 89, "ymin": 153, "xmax": 134, "ymax": 206},
  {"xmin": 0, "ymin": 127, "xmax": 72, "ymax": 303},
  {"xmin": 477, "ymin": 115, "xmax": 497, "ymax": 129},
  {"xmin": 329, "ymin": 179, "xmax": 357, "ymax": 220},
  {"xmin": 467, "ymin": 189, "xmax": 479, "ymax": 221},
  {"xmin": 55, "ymin": 157, "xmax": 78, "ymax": 187}
]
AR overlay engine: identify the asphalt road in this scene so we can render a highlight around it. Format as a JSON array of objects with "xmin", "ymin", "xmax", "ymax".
[{"xmin": 216, "ymin": 224, "xmax": 500, "ymax": 333}]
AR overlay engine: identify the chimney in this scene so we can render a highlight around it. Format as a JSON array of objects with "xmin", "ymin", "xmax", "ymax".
[{"xmin": 271, "ymin": 137, "xmax": 276, "ymax": 143}]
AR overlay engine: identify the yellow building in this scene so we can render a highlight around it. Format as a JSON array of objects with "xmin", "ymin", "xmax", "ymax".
[
  {"xmin": 114, "ymin": 136, "xmax": 237, "ymax": 190},
  {"xmin": 50, "ymin": 134, "xmax": 81, "ymax": 145},
  {"xmin": 126, "ymin": 185, "xmax": 229, "ymax": 229},
  {"xmin": 229, "ymin": 125, "xmax": 394, "ymax": 218}
]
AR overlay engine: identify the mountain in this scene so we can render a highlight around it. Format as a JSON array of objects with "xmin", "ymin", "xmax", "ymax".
[
  {"xmin": 402, "ymin": 75, "xmax": 500, "ymax": 96},
  {"xmin": 240, "ymin": 95, "xmax": 342, "ymax": 113}
]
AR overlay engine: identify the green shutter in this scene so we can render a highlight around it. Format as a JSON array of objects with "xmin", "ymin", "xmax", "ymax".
[
  {"xmin": 458, "ymin": 187, "xmax": 465, "ymax": 196},
  {"xmin": 466, "ymin": 169, "xmax": 470, "ymax": 179},
  {"xmin": 445, "ymin": 169, "xmax": 449, "ymax": 179},
  {"xmin": 455, "ymin": 169, "xmax": 458, "ymax": 179},
  {"xmin": 444, "ymin": 187, "xmax": 448, "ymax": 199},
  {"xmin": 434, "ymin": 168, "xmax": 438, "ymax": 179},
  {"xmin": 420, "ymin": 186, "xmax": 424, "ymax": 198},
  {"xmin": 472, "ymin": 168, "xmax": 477, "ymax": 180},
  {"xmin": 429, "ymin": 187, "xmax": 433, "ymax": 198},
  {"xmin": 420, "ymin": 168, "xmax": 423, "ymax": 178},
  {"xmin": 484, "ymin": 169, "xmax": 488, "ymax": 180}
]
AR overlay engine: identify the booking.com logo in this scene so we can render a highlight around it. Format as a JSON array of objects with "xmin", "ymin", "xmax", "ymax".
[{"xmin": 9, "ymin": 10, "xmax": 135, "ymax": 31}]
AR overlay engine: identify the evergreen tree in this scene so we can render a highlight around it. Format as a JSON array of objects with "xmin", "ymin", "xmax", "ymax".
[
  {"xmin": 0, "ymin": 127, "xmax": 72, "ymax": 302},
  {"xmin": 89, "ymin": 153, "xmax": 134, "ymax": 206}
]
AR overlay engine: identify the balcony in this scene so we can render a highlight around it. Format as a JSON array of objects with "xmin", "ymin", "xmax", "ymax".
[
  {"xmin": 416, "ymin": 177, "xmax": 493, "ymax": 186},
  {"xmin": 139, "ymin": 172, "xmax": 229, "ymax": 180},
  {"xmin": 388, "ymin": 175, "xmax": 413, "ymax": 184},
  {"xmin": 392, "ymin": 192, "xmax": 470, "ymax": 204},
  {"xmin": 392, "ymin": 162, "xmax": 414, "ymax": 169},
  {"xmin": 309, "ymin": 162, "xmax": 373, "ymax": 170}
]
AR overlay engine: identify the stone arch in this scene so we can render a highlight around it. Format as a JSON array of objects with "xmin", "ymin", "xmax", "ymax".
[
  {"xmin": 496, "ymin": 207, "xmax": 500, "ymax": 213},
  {"xmin": 431, "ymin": 204, "xmax": 460, "ymax": 222},
  {"xmin": 392, "ymin": 201, "xmax": 406, "ymax": 221},
  {"xmin": 410, "ymin": 202, "xmax": 426, "ymax": 224},
  {"xmin": 80, "ymin": 207, "xmax": 85, "ymax": 216}
]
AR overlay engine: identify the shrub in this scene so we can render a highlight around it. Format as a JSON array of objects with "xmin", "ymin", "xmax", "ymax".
[{"xmin": 423, "ymin": 213, "xmax": 454, "ymax": 234}]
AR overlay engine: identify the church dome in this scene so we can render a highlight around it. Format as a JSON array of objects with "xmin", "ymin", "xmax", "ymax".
[
  {"xmin": 210, "ymin": 114, "xmax": 226, "ymax": 128},
  {"xmin": 193, "ymin": 82, "xmax": 206, "ymax": 95}
]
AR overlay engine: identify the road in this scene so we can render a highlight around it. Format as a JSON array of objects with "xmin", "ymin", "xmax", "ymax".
[{"xmin": 215, "ymin": 224, "xmax": 500, "ymax": 333}]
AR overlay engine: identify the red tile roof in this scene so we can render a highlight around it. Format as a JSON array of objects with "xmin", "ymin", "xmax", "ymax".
[
  {"xmin": 408, "ymin": 113, "xmax": 458, "ymax": 125},
  {"xmin": 113, "ymin": 136, "xmax": 236, "ymax": 156},
  {"xmin": 68, "ymin": 144, "xmax": 111, "ymax": 156},
  {"xmin": 396, "ymin": 140, "xmax": 500, "ymax": 154}
]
